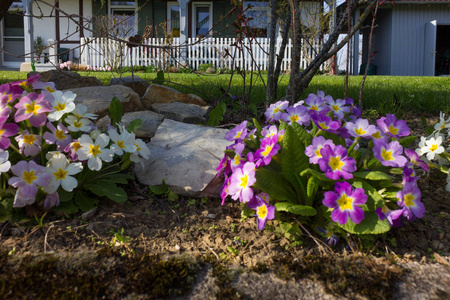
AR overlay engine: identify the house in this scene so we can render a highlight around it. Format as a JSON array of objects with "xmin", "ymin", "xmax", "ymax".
[
  {"xmin": 0, "ymin": 0, "xmax": 324, "ymax": 70},
  {"xmin": 349, "ymin": 0, "xmax": 450, "ymax": 76}
]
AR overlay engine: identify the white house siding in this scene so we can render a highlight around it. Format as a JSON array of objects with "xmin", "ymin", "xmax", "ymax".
[
  {"xmin": 33, "ymin": 0, "xmax": 92, "ymax": 61},
  {"xmin": 390, "ymin": 5, "xmax": 450, "ymax": 76}
]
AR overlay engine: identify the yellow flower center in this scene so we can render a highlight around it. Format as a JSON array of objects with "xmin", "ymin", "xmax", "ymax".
[
  {"xmin": 73, "ymin": 120, "xmax": 83, "ymax": 128},
  {"xmin": 55, "ymin": 130, "xmax": 66, "ymax": 141},
  {"xmin": 235, "ymin": 131, "xmax": 242, "ymax": 139},
  {"xmin": 45, "ymin": 86, "xmax": 55, "ymax": 93},
  {"xmin": 233, "ymin": 154, "xmax": 241, "ymax": 166},
  {"xmin": 117, "ymin": 140, "xmax": 126, "ymax": 149},
  {"xmin": 354, "ymin": 128, "xmax": 366, "ymax": 135},
  {"xmin": 135, "ymin": 143, "xmax": 141, "ymax": 152},
  {"xmin": 430, "ymin": 144, "xmax": 438, "ymax": 152},
  {"xmin": 0, "ymin": 129, "xmax": 4, "ymax": 137},
  {"xmin": 274, "ymin": 107, "xmax": 280, "ymax": 113},
  {"xmin": 53, "ymin": 168, "xmax": 68, "ymax": 180},
  {"xmin": 261, "ymin": 144, "xmax": 273, "ymax": 157},
  {"xmin": 240, "ymin": 174, "xmax": 249, "ymax": 188},
  {"xmin": 89, "ymin": 144, "xmax": 102, "ymax": 157},
  {"xmin": 388, "ymin": 124, "xmax": 399, "ymax": 135},
  {"xmin": 72, "ymin": 141, "xmax": 82, "ymax": 152},
  {"xmin": 54, "ymin": 102, "xmax": 66, "ymax": 111},
  {"xmin": 337, "ymin": 193, "xmax": 353, "ymax": 210},
  {"xmin": 257, "ymin": 205, "xmax": 268, "ymax": 219},
  {"xmin": 329, "ymin": 156, "xmax": 344, "ymax": 171},
  {"xmin": 332, "ymin": 104, "xmax": 340, "ymax": 111},
  {"xmin": 404, "ymin": 194, "xmax": 415, "ymax": 207},
  {"xmin": 310, "ymin": 105, "xmax": 319, "ymax": 111},
  {"xmin": 371, "ymin": 131, "xmax": 382, "ymax": 139},
  {"xmin": 19, "ymin": 81, "xmax": 28, "ymax": 88},
  {"xmin": 315, "ymin": 147, "xmax": 322, "ymax": 157},
  {"xmin": 381, "ymin": 148, "xmax": 393, "ymax": 161},
  {"xmin": 290, "ymin": 115, "xmax": 299, "ymax": 123},
  {"xmin": 8, "ymin": 94, "xmax": 13, "ymax": 102},
  {"xmin": 22, "ymin": 170, "xmax": 37, "ymax": 184},
  {"xmin": 319, "ymin": 122, "xmax": 329, "ymax": 130},
  {"xmin": 23, "ymin": 134, "xmax": 36, "ymax": 145},
  {"xmin": 25, "ymin": 102, "xmax": 41, "ymax": 115}
]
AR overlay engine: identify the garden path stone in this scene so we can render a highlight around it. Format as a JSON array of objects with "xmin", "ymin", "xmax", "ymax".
[
  {"xmin": 142, "ymin": 84, "xmax": 207, "ymax": 108},
  {"xmin": 96, "ymin": 110, "xmax": 164, "ymax": 139},
  {"xmin": 110, "ymin": 75, "xmax": 149, "ymax": 97},
  {"xmin": 66, "ymin": 85, "xmax": 143, "ymax": 119},
  {"xmin": 134, "ymin": 119, "xmax": 229, "ymax": 197},
  {"xmin": 151, "ymin": 102, "xmax": 209, "ymax": 124},
  {"xmin": 35, "ymin": 70, "xmax": 102, "ymax": 90}
]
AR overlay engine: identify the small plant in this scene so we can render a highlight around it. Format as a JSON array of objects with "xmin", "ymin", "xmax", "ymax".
[
  {"xmin": 217, "ymin": 91, "xmax": 424, "ymax": 243},
  {"xmin": 198, "ymin": 63, "xmax": 214, "ymax": 72},
  {"xmin": 33, "ymin": 36, "xmax": 45, "ymax": 62}
]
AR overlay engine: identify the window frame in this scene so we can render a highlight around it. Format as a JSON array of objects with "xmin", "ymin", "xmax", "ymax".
[
  {"xmin": 167, "ymin": 1, "xmax": 181, "ymax": 37},
  {"xmin": 108, "ymin": 0, "xmax": 138, "ymax": 37},
  {"xmin": 191, "ymin": 2, "xmax": 213, "ymax": 38},
  {"xmin": 243, "ymin": 1, "xmax": 271, "ymax": 38}
]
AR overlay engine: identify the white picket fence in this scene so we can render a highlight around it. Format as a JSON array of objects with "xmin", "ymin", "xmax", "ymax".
[{"xmin": 79, "ymin": 37, "xmax": 322, "ymax": 71}]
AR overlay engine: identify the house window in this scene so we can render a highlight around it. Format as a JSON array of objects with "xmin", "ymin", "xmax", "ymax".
[
  {"xmin": 167, "ymin": 2, "xmax": 180, "ymax": 37},
  {"xmin": 109, "ymin": 0, "xmax": 137, "ymax": 37},
  {"xmin": 244, "ymin": 1, "xmax": 270, "ymax": 37},
  {"xmin": 192, "ymin": 3, "xmax": 212, "ymax": 37}
]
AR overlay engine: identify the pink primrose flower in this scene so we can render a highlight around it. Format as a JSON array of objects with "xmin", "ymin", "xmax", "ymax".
[
  {"xmin": 376, "ymin": 114, "xmax": 410, "ymax": 138},
  {"xmin": 43, "ymin": 122, "xmax": 72, "ymax": 151},
  {"xmin": 311, "ymin": 111, "xmax": 341, "ymax": 132},
  {"xmin": 345, "ymin": 118, "xmax": 377, "ymax": 139},
  {"xmin": 396, "ymin": 182, "xmax": 424, "ymax": 221},
  {"xmin": 318, "ymin": 144, "xmax": 356, "ymax": 180},
  {"xmin": 0, "ymin": 116, "xmax": 19, "ymax": 150},
  {"xmin": 265, "ymin": 100, "xmax": 289, "ymax": 121},
  {"xmin": 247, "ymin": 195, "xmax": 275, "ymax": 230},
  {"xmin": 323, "ymin": 181, "xmax": 367, "ymax": 225},
  {"xmin": 225, "ymin": 121, "xmax": 248, "ymax": 142},
  {"xmin": 255, "ymin": 135, "xmax": 280, "ymax": 166},
  {"xmin": 228, "ymin": 162, "xmax": 256, "ymax": 203},
  {"xmin": 15, "ymin": 130, "xmax": 42, "ymax": 157},
  {"xmin": 281, "ymin": 105, "xmax": 310, "ymax": 126},
  {"xmin": 373, "ymin": 140, "xmax": 407, "ymax": 168},
  {"xmin": 305, "ymin": 136, "xmax": 335, "ymax": 164},
  {"xmin": 14, "ymin": 92, "xmax": 53, "ymax": 127}
]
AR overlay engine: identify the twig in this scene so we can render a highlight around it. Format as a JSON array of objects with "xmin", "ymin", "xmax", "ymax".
[
  {"xmin": 203, "ymin": 241, "xmax": 220, "ymax": 261},
  {"xmin": 294, "ymin": 218, "xmax": 336, "ymax": 257},
  {"xmin": 44, "ymin": 224, "xmax": 54, "ymax": 253}
]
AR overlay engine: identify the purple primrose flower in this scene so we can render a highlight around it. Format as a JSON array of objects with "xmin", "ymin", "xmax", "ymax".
[
  {"xmin": 305, "ymin": 136, "xmax": 335, "ymax": 164},
  {"xmin": 318, "ymin": 144, "xmax": 356, "ymax": 180},
  {"xmin": 373, "ymin": 140, "xmax": 407, "ymax": 167},
  {"xmin": 247, "ymin": 195, "xmax": 275, "ymax": 230}
]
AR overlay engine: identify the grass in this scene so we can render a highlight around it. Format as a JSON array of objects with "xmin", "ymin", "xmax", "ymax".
[{"xmin": 1, "ymin": 70, "xmax": 449, "ymax": 115}]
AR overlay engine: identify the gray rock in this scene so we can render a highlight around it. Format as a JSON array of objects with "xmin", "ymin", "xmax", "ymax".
[
  {"xmin": 96, "ymin": 110, "xmax": 164, "ymax": 139},
  {"xmin": 142, "ymin": 84, "xmax": 207, "ymax": 108},
  {"xmin": 134, "ymin": 119, "xmax": 230, "ymax": 197},
  {"xmin": 37, "ymin": 70, "xmax": 101, "ymax": 90},
  {"xmin": 151, "ymin": 102, "xmax": 209, "ymax": 124},
  {"xmin": 110, "ymin": 76, "xmax": 149, "ymax": 97},
  {"xmin": 66, "ymin": 85, "xmax": 143, "ymax": 119}
]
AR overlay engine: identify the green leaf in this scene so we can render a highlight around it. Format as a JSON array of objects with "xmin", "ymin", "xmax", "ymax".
[
  {"xmin": 291, "ymin": 122, "xmax": 313, "ymax": 147},
  {"xmin": 340, "ymin": 211, "xmax": 390, "ymax": 235},
  {"xmin": 0, "ymin": 197, "xmax": 13, "ymax": 222},
  {"xmin": 352, "ymin": 171, "xmax": 392, "ymax": 181},
  {"xmin": 127, "ymin": 118, "xmax": 142, "ymax": 133},
  {"xmin": 280, "ymin": 125, "xmax": 309, "ymax": 187},
  {"xmin": 58, "ymin": 189, "xmax": 74, "ymax": 202},
  {"xmin": 306, "ymin": 176, "xmax": 321, "ymax": 205},
  {"xmin": 207, "ymin": 101, "xmax": 226, "ymax": 126},
  {"xmin": 154, "ymin": 70, "xmax": 165, "ymax": 85},
  {"xmin": 74, "ymin": 191, "xmax": 99, "ymax": 212},
  {"xmin": 300, "ymin": 168, "xmax": 335, "ymax": 182},
  {"xmin": 255, "ymin": 168, "xmax": 297, "ymax": 202},
  {"xmin": 352, "ymin": 180, "xmax": 385, "ymax": 211},
  {"xmin": 149, "ymin": 180, "xmax": 170, "ymax": 196},
  {"xmin": 253, "ymin": 118, "xmax": 262, "ymax": 133},
  {"xmin": 275, "ymin": 202, "xmax": 317, "ymax": 216},
  {"xmin": 84, "ymin": 180, "xmax": 127, "ymax": 203},
  {"xmin": 320, "ymin": 130, "xmax": 346, "ymax": 147},
  {"xmin": 399, "ymin": 135, "xmax": 417, "ymax": 147},
  {"xmin": 109, "ymin": 96, "xmax": 123, "ymax": 127},
  {"xmin": 54, "ymin": 200, "xmax": 79, "ymax": 215}
]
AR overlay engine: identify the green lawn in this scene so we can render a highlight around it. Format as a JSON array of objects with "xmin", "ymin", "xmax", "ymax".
[{"xmin": 1, "ymin": 71, "xmax": 449, "ymax": 115}]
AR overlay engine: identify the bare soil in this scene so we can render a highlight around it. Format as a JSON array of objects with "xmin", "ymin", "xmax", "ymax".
[{"xmin": 0, "ymin": 113, "xmax": 449, "ymax": 299}]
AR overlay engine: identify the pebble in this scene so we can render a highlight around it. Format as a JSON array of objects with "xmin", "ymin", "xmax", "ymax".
[
  {"xmin": 206, "ymin": 214, "xmax": 216, "ymax": 219},
  {"xmin": 81, "ymin": 208, "xmax": 98, "ymax": 221}
]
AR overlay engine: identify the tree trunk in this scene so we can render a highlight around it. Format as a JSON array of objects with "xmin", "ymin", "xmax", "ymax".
[
  {"xmin": 0, "ymin": 0, "xmax": 14, "ymax": 22},
  {"xmin": 286, "ymin": 0, "xmax": 302, "ymax": 104},
  {"xmin": 273, "ymin": 13, "xmax": 292, "ymax": 101},
  {"xmin": 266, "ymin": 0, "xmax": 278, "ymax": 104}
]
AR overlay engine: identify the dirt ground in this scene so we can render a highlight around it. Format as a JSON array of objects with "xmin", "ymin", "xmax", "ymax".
[{"xmin": 0, "ymin": 113, "xmax": 450, "ymax": 299}]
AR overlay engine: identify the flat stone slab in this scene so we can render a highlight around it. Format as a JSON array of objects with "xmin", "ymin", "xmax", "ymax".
[
  {"xmin": 96, "ymin": 110, "xmax": 164, "ymax": 139},
  {"xmin": 110, "ymin": 76, "xmax": 149, "ymax": 97},
  {"xmin": 151, "ymin": 102, "xmax": 209, "ymax": 124},
  {"xmin": 66, "ymin": 85, "xmax": 143, "ymax": 119},
  {"xmin": 135, "ymin": 119, "xmax": 229, "ymax": 197}
]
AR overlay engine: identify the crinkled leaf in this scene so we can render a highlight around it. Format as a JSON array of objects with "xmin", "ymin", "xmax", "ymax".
[
  {"xmin": 253, "ymin": 118, "xmax": 262, "ymax": 133},
  {"xmin": 58, "ymin": 189, "xmax": 74, "ymax": 202},
  {"xmin": 300, "ymin": 168, "xmax": 335, "ymax": 182},
  {"xmin": 280, "ymin": 125, "xmax": 309, "ymax": 186},
  {"xmin": 74, "ymin": 190, "xmax": 99, "ymax": 212},
  {"xmin": 0, "ymin": 197, "xmax": 13, "ymax": 222},
  {"xmin": 399, "ymin": 135, "xmax": 417, "ymax": 147},
  {"xmin": 306, "ymin": 176, "xmax": 321, "ymax": 205},
  {"xmin": 54, "ymin": 199, "xmax": 79, "ymax": 215},
  {"xmin": 85, "ymin": 180, "xmax": 127, "ymax": 203},
  {"xmin": 352, "ymin": 180, "xmax": 384, "ymax": 211},
  {"xmin": 109, "ymin": 96, "xmax": 123, "ymax": 127},
  {"xmin": 127, "ymin": 118, "xmax": 142, "ymax": 133},
  {"xmin": 149, "ymin": 180, "xmax": 170, "ymax": 196},
  {"xmin": 320, "ymin": 130, "xmax": 346, "ymax": 147},
  {"xmin": 255, "ymin": 168, "xmax": 296, "ymax": 202},
  {"xmin": 207, "ymin": 101, "xmax": 226, "ymax": 126},
  {"xmin": 353, "ymin": 171, "xmax": 392, "ymax": 181},
  {"xmin": 340, "ymin": 211, "xmax": 390, "ymax": 235},
  {"xmin": 291, "ymin": 122, "xmax": 313, "ymax": 147},
  {"xmin": 275, "ymin": 202, "xmax": 317, "ymax": 216}
]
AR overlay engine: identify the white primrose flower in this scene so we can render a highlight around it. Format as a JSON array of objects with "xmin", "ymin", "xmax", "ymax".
[
  {"xmin": 0, "ymin": 149, "xmax": 11, "ymax": 174},
  {"xmin": 44, "ymin": 153, "xmax": 83, "ymax": 193},
  {"xmin": 77, "ymin": 134, "xmax": 114, "ymax": 171},
  {"xmin": 434, "ymin": 112, "xmax": 450, "ymax": 132},
  {"xmin": 419, "ymin": 135, "xmax": 445, "ymax": 161},
  {"xmin": 108, "ymin": 127, "xmax": 137, "ymax": 155},
  {"xmin": 65, "ymin": 115, "xmax": 93, "ymax": 132},
  {"xmin": 47, "ymin": 91, "xmax": 76, "ymax": 122},
  {"xmin": 130, "ymin": 138, "xmax": 150, "ymax": 163},
  {"xmin": 72, "ymin": 104, "xmax": 97, "ymax": 120}
]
